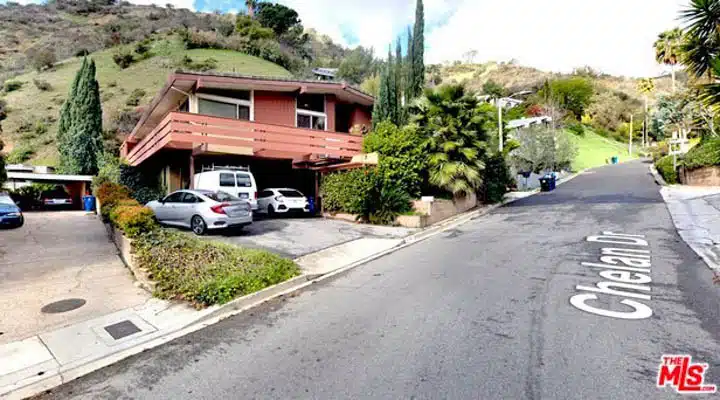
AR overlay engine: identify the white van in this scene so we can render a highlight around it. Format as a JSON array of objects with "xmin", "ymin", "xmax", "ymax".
[{"xmin": 193, "ymin": 167, "xmax": 258, "ymax": 210}]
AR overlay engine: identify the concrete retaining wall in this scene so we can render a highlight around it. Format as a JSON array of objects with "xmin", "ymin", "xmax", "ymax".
[
  {"xmin": 679, "ymin": 166, "xmax": 720, "ymax": 186},
  {"xmin": 105, "ymin": 224, "xmax": 155, "ymax": 293}
]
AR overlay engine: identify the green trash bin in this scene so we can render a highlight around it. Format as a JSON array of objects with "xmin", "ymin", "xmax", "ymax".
[{"xmin": 611, "ymin": 156, "xmax": 618, "ymax": 164}]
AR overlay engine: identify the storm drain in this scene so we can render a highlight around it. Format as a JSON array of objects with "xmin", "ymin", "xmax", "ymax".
[
  {"xmin": 104, "ymin": 320, "xmax": 142, "ymax": 340},
  {"xmin": 41, "ymin": 299, "xmax": 86, "ymax": 314}
]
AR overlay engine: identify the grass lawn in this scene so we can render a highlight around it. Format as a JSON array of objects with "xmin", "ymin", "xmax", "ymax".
[
  {"xmin": 567, "ymin": 129, "xmax": 637, "ymax": 171},
  {"xmin": 2, "ymin": 35, "xmax": 291, "ymax": 165}
]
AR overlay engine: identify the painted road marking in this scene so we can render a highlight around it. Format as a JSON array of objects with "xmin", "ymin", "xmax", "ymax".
[{"xmin": 570, "ymin": 231, "xmax": 653, "ymax": 320}]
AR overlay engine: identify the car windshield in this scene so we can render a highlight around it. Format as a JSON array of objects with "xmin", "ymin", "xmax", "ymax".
[
  {"xmin": 279, "ymin": 190, "xmax": 304, "ymax": 198},
  {"xmin": 203, "ymin": 191, "xmax": 240, "ymax": 202}
]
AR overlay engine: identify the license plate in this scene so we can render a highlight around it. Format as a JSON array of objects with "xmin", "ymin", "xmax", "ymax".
[{"xmin": 239, "ymin": 193, "xmax": 249, "ymax": 199}]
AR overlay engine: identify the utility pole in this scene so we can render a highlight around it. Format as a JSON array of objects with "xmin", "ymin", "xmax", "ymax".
[
  {"xmin": 498, "ymin": 99, "xmax": 503, "ymax": 152},
  {"xmin": 628, "ymin": 114, "xmax": 633, "ymax": 156}
]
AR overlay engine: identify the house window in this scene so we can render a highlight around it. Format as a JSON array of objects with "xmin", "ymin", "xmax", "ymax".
[
  {"xmin": 196, "ymin": 93, "xmax": 252, "ymax": 121},
  {"xmin": 296, "ymin": 93, "xmax": 326, "ymax": 130}
]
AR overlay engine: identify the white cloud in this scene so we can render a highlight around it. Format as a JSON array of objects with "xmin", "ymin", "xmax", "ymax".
[{"xmin": 425, "ymin": 0, "xmax": 685, "ymax": 77}]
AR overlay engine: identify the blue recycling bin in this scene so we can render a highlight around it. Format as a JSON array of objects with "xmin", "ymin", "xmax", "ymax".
[
  {"xmin": 82, "ymin": 195, "xmax": 96, "ymax": 212},
  {"xmin": 307, "ymin": 196, "xmax": 315, "ymax": 214}
]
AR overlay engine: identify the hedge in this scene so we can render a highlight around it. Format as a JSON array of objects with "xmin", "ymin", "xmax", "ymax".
[
  {"xmin": 133, "ymin": 229, "xmax": 300, "ymax": 307},
  {"xmin": 96, "ymin": 181, "xmax": 300, "ymax": 307},
  {"xmin": 682, "ymin": 138, "xmax": 720, "ymax": 171},
  {"xmin": 656, "ymin": 155, "xmax": 678, "ymax": 184}
]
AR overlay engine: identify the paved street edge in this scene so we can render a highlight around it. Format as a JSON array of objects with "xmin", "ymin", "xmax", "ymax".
[{"xmin": 2, "ymin": 171, "xmax": 581, "ymax": 400}]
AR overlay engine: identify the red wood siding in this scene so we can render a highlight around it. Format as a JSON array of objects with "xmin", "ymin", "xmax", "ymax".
[
  {"xmin": 325, "ymin": 94, "xmax": 336, "ymax": 131},
  {"xmin": 350, "ymin": 106, "xmax": 372, "ymax": 128},
  {"xmin": 253, "ymin": 91, "xmax": 295, "ymax": 126}
]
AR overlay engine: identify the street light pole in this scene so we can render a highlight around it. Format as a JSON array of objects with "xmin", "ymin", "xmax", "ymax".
[
  {"xmin": 628, "ymin": 114, "xmax": 633, "ymax": 156},
  {"xmin": 498, "ymin": 100, "xmax": 503, "ymax": 152}
]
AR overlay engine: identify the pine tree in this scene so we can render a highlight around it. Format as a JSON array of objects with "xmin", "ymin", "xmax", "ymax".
[
  {"xmin": 395, "ymin": 38, "xmax": 404, "ymax": 124},
  {"xmin": 57, "ymin": 57, "xmax": 103, "ymax": 174},
  {"xmin": 386, "ymin": 46, "xmax": 398, "ymax": 125},
  {"xmin": 411, "ymin": 0, "xmax": 425, "ymax": 98},
  {"xmin": 406, "ymin": 27, "xmax": 414, "ymax": 99}
]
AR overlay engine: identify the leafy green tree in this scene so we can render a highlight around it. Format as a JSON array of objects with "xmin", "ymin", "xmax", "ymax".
[
  {"xmin": 360, "ymin": 74, "xmax": 380, "ymax": 97},
  {"xmin": 411, "ymin": 84, "xmax": 489, "ymax": 196},
  {"xmin": 256, "ymin": 2, "xmax": 301, "ymax": 36},
  {"xmin": 410, "ymin": 0, "xmax": 425, "ymax": 99},
  {"xmin": 235, "ymin": 15, "xmax": 274, "ymax": 40},
  {"xmin": 679, "ymin": 1, "xmax": 720, "ymax": 111},
  {"xmin": 654, "ymin": 28, "xmax": 684, "ymax": 92},
  {"xmin": 57, "ymin": 57, "xmax": 104, "ymax": 175},
  {"xmin": 482, "ymin": 80, "xmax": 506, "ymax": 100},
  {"xmin": 540, "ymin": 77, "xmax": 594, "ymax": 120},
  {"xmin": 337, "ymin": 46, "xmax": 376, "ymax": 84},
  {"xmin": 509, "ymin": 127, "xmax": 577, "ymax": 174}
]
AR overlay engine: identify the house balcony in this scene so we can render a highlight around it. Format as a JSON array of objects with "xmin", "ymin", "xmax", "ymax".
[{"xmin": 121, "ymin": 112, "xmax": 364, "ymax": 168}]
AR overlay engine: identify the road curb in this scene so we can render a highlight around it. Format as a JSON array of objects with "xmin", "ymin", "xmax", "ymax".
[
  {"xmin": 2, "ymin": 170, "xmax": 583, "ymax": 400},
  {"xmin": 649, "ymin": 164, "xmax": 667, "ymax": 186}
]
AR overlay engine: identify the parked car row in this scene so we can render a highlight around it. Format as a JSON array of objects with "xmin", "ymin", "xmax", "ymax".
[{"xmin": 149, "ymin": 168, "xmax": 312, "ymax": 235}]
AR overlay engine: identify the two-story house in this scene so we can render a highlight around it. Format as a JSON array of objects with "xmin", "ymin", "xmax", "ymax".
[{"xmin": 120, "ymin": 71, "xmax": 374, "ymax": 199}]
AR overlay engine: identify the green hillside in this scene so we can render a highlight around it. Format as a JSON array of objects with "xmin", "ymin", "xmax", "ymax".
[
  {"xmin": 567, "ymin": 129, "xmax": 637, "ymax": 171},
  {"xmin": 1, "ymin": 36, "xmax": 291, "ymax": 165}
]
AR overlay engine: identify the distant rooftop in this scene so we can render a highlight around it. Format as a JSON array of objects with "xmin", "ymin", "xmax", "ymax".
[
  {"xmin": 312, "ymin": 68, "xmax": 338, "ymax": 78},
  {"xmin": 506, "ymin": 116, "xmax": 552, "ymax": 129}
]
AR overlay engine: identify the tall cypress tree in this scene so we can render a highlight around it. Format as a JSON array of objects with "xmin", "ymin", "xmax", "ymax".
[
  {"xmin": 386, "ymin": 46, "xmax": 398, "ymax": 125},
  {"xmin": 57, "ymin": 57, "xmax": 103, "ymax": 174},
  {"xmin": 372, "ymin": 66, "xmax": 390, "ymax": 128},
  {"xmin": 406, "ymin": 27, "xmax": 414, "ymax": 99},
  {"xmin": 411, "ymin": 0, "xmax": 425, "ymax": 98},
  {"xmin": 395, "ymin": 38, "xmax": 404, "ymax": 124}
]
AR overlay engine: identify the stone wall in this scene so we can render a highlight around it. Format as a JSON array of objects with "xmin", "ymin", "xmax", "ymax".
[
  {"xmin": 411, "ymin": 193, "xmax": 477, "ymax": 227},
  {"xmin": 679, "ymin": 166, "xmax": 720, "ymax": 186}
]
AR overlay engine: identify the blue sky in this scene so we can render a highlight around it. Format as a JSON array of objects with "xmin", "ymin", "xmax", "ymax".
[{"xmin": 4, "ymin": 0, "xmax": 687, "ymax": 77}]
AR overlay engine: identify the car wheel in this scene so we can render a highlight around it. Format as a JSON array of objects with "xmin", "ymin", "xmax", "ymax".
[
  {"xmin": 267, "ymin": 205, "xmax": 275, "ymax": 217},
  {"xmin": 191, "ymin": 215, "xmax": 207, "ymax": 235}
]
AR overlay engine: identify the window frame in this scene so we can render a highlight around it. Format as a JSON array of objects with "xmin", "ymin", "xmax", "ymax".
[
  {"xmin": 195, "ymin": 92, "xmax": 254, "ymax": 121},
  {"xmin": 296, "ymin": 94, "xmax": 327, "ymax": 131}
]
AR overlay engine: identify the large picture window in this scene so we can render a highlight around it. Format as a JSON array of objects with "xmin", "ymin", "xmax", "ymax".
[
  {"xmin": 296, "ymin": 93, "xmax": 326, "ymax": 130},
  {"xmin": 196, "ymin": 93, "xmax": 252, "ymax": 121}
]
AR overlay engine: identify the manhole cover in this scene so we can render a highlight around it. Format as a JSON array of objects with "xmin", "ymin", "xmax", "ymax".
[
  {"xmin": 104, "ymin": 320, "xmax": 141, "ymax": 340},
  {"xmin": 41, "ymin": 298, "xmax": 86, "ymax": 314}
]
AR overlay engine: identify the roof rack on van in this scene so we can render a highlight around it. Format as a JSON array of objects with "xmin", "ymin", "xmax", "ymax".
[{"xmin": 200, "ymin": 164, "xmax": 251, "ymax": 173}]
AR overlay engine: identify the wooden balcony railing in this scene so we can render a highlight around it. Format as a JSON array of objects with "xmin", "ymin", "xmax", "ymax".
[{"xmin": 125, "ymin": 112, "xmax": 364, "ymax": 166}]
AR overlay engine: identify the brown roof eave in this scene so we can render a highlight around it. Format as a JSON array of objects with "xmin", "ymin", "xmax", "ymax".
[{"xmin": 127, "ymin": 74, "xmax": 179, "ymax": 141}]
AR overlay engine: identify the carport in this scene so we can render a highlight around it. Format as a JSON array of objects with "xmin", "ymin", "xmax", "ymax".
[{"xmin": 4, "ymin": 171, "xmax": 93, "ymax": 209}]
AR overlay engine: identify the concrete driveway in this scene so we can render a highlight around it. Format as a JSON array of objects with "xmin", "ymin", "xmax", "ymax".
[
  {"xmin": 204, "ymin": 216, "xmax": 417, "ymax": 258},
  {"xmin": 0, "ymin": 212, "xmax": 149, "ymax": 344}
]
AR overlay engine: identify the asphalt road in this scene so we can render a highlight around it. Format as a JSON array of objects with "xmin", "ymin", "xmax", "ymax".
[{"xmin": 40, "ymin": 161, "xmax": 720, "ymax": 399}]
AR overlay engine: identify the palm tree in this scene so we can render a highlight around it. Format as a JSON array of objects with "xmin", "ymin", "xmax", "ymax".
[
  {"xmin": 637, "ymin": 78, "xmax": 655, "ymax": 146},
  {"xmin": 654, "ymin": 28, "xmax": 684, "ymax": 92},
  {"xmin": 411, "ymin": 84, "xmax": 488, "ymax": 196}
]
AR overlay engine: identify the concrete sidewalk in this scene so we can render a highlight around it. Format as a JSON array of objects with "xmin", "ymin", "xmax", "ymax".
[{"xmin": 661, "ymin": 185, "xmax": 720, "ymax": 272}]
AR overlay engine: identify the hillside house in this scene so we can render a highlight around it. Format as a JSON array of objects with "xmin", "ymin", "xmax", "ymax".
[{"xmin": 120, "ymin": 72, "xmax": 374, "ymax": 200}]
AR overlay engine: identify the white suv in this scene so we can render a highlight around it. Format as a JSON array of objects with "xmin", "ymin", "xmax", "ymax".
[{"xmin": 257, "ymin": 188, "xmax": 309, "ymax": 216}]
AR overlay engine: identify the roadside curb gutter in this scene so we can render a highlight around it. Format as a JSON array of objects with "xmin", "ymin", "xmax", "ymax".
[
  {"xmin": 1, "ymin": 170, "xmax": 582, "ymax": 400},
  {"xmin": 649, "ymin": 164, "xmax": 667, "ymax": 186}
]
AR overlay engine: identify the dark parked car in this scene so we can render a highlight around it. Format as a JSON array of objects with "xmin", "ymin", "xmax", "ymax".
[
  {"xmin": 39, "ymin": 186, "xmax": 74, "ymax": 209},
  {"xmin": 0, "ymin": 193, "xmax": 24, "ymax": 228}
]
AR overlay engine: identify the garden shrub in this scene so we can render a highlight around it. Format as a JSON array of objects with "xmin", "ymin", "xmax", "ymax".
[
  {"xmin": 363, "ymin": 121, "xmax": 427, "ymax": 199},
  {"xmin": 682, "ymin": 138, "xmax": 720, "ymax": 170},
  {"xmin": 96, "ymin": 181, "xmax": 132, "ymax": 219},
  {"xmin": 132, "ymin": 229, "xmax": 300, "ymax": 307},
  {"xmin": 656, "ymin": 155, "xmax": 678, "ymax": 184},
  {"xmin": 6, "ymin": 145, "xmax": 35, "ymax": 164},
  {"xmin": 4, "ymin": 80, "xmax": 23, "ymax": 92},
  {"xmin": 320, "ymin": 168, "xmax": 372, "ymax": 214},
  {"xmin": 359, "ymin": 173, "xmax": 411, "ymax": 225},
  {"xmin": 479, "ymin": 154, "xmax": 513, "ymax": 204},
  {"xmin": 567, "ymin": 122, "xmax": 585, "ymax": 136},
  {"xmin": 651, "ymin": 141, "xmax": 669, "ymax": 162},
  {"xmin": 109, "ymin": 202, "xmax": 156, "ymax": 238}
]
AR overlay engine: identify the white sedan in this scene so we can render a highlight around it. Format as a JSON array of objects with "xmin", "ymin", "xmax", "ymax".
[
  {"xmin": 147, "ymin": 189, "xmax": 252, "ymax": 235},
  {"xmin": 256, "ymin": 188, "xmax": 310, "ymax": 216}
]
